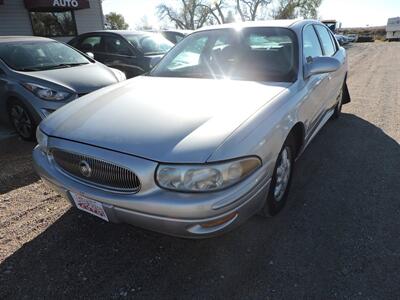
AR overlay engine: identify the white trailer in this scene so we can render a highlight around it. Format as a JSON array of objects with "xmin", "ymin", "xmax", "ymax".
[{"xmin": 386, "ymin": 17, "xmax": 400, "ymax": 41}]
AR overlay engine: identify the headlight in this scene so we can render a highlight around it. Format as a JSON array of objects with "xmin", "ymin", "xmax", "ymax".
[
  {"xmin": 22, "ymin": 83, "xmax": 71, "ymax": 101},
  {"xmin": 36, "ymin": 127, "xmax": 48, "ymax": 152},
  {"xmin": 156, "ymin": 157, "xmax": 261, "ymax": 192}
]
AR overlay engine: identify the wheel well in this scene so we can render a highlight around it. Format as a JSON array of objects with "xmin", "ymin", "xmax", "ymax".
[
  {"xmin": 4, "ymin": 96, "xmax": 20, "ymax": 123},
  {"xmin": 288, "ymin": 122, "xmax": 305, "ymax": 158},
  {"xmin": 342, "ymin": 72, "xmax": 351, "ymax": 104},
  {"xmin": 6, "ymin": 96, "xmax": 19, "ymax": 108}
]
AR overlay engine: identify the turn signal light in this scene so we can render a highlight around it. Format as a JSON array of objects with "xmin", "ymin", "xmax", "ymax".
[{"xmin": 200, "ymin": 212, "xmax": 238, "ymax": 228}]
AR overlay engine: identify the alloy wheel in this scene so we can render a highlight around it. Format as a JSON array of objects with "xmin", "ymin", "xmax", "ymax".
[
  {"xmin": 273, "ymin": 146, "xmax": 292, "ymax": 202},
  {"xmin": 10, "ymin": 104, "xmax": 33, "ymax": 139}
]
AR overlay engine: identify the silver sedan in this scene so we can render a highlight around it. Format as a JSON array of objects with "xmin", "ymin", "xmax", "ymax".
[{"xmin": 33, "ymin": 20, "xmax": 350, "ymax": 238}]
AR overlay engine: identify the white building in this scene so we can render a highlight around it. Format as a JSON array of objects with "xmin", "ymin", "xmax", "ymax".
[
  {"xmin": 0, "ymin": 0, "xmax": 104, "ymax": 42},
  {"xmin": 386, "ymin": 17, "xmax": 400, "ymax": 41}
]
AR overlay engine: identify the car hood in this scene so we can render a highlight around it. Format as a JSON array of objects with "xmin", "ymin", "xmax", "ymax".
[
  {"xmin": 41, "ymin": 76, "xmax": 289, "ymax": 163},
  {"xmin": 24, "ymin": 63, "xmax": 119, "ymax": 94}
]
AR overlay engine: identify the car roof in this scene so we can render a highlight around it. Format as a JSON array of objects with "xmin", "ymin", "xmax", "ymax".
[
  {"xmin": 196, "ymin": 19, "xmax": 300, "ymax": 31},
  {"xmin": 81, "ymin": 30, "xmax": 155, "ymax": 35},
  {"xmin": 195, "ymin": 19, "xmax": 321, "ymax": 32},
  {"xmin": 162, "ymin": 29, "xmax": 193, "ymax": 34},
  {"xmin": 0, "ymin": 36, "xmax": 54, "ymax": 43}
]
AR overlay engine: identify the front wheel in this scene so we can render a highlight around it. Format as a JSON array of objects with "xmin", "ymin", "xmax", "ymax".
[
  {"xmin": 259, "ymin": 137, "xmax": 295, "ymax": 217},
  {"xmin": 8, "ymin": 99, "xmax": 36, "ymax": 141}
]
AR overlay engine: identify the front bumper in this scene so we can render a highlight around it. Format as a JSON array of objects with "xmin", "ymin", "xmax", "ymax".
[{"xmin": 33, "ymin": 139, "xmax": 271, "ymax": 238}]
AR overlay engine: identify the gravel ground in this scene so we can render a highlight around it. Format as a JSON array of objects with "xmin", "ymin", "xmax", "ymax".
[{"xmin": 0, "ymin": 42, "xmax": 399, "ymax": 299}]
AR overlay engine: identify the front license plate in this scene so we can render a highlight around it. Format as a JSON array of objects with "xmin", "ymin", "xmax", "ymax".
[{"xmin": 70, "ymin": 192, "xmax": 109, "ymax": 222}]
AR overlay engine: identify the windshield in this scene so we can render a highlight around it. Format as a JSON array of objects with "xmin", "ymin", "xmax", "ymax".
[
  {"xmin": 150, "ymin": 28, "xmax": 298, "ymax": 82},
  {"xmin": 0, "ymin": 40, "xmax": 90, "ymax": 72},
  {"xmin": 124, "ymin": 34, "xmax": 173, "ymax": 56}
]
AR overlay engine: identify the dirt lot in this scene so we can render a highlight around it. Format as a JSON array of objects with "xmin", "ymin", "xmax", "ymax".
[{"xmin": 1, "ymin": 42, "xmax": 399, "ymax": 299}]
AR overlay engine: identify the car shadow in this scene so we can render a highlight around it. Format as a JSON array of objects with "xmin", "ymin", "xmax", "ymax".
[
  {"xmin": 0, "ymin": 137, "xmax": 39, "ymax": 194},
  {"xmin": 0, "ymin": 113, "xmax": 399, "ymax": 299}
]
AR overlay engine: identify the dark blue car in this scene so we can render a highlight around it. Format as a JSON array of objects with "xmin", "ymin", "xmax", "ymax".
[{"xmin": 69, "ymin": 31, "xmax": 174, "ymax": 78}]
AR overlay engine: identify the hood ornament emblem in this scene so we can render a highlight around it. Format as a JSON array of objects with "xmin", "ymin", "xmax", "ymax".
[{"xmin": 79, "ymin": 160, "xmax": 92, "ymax": 178}]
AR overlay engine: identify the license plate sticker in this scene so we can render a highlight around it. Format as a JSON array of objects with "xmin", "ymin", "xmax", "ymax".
[{"xmin": 70, "ymin": 192, "xmax": 109, "ymax": 222}]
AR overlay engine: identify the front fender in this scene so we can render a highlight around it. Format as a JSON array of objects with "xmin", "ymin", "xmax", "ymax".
[{"xmin": 207, "ymin": 89, "xmax": 301, "ymax": 180}]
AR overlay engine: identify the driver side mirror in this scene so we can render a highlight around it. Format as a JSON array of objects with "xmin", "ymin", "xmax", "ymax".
[
  {"xmin": 86, "ymin": 52, "xmax": 95, "ymax": 59},
  {"xmin": 304, "ymin": 56, "xmax": 341, "ymax": 79}
]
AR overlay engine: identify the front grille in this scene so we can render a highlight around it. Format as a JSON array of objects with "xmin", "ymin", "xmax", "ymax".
[{"xmin": 51, "ymin": 149, "xmax": 141, "ymax": 193}]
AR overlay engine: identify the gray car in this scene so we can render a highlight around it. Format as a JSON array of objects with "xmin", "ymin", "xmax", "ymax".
[
  {"xmin": 0, "ymin": 36, "xmax": 126, "ymax": 140},
  {"xmin": 33, "ymin": 20, "xmax": 350, "ymax": 238}
]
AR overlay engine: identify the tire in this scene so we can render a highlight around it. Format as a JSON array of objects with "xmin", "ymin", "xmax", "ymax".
[
  {"xmin": 7, "ymin": 99, "xmax": 36, "ymax": 141},
  {"xmin": 259, "ymin": 136, "xmax": 295, "ymax": 217},
  {"xmin": 331, "ymin": 82, "xmax": 345, "ymax": 120}
]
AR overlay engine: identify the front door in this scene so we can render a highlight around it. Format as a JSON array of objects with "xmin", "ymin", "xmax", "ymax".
[
  {"xmin": 102, "ymin": 35, "xmax": 144, "ymax": 78},
  {"xmin": 301, "ymin": 24, "xmax": 331, "ymax": 136}
]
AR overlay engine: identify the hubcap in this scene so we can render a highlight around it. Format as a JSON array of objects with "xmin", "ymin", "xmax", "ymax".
[
  {"xmin": 274, "ymin": 147, "xmax": 292, "ymax": 202},
  {"xmin": 10, "ymin": 105, "xmax": 32, "ymax": 138}
]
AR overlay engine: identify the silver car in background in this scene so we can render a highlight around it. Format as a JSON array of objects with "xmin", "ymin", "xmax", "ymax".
[
  {"xmin": 33, "ymin": 20, "xmax": 350, "ymax": 238},
  {"xmin": 0, "ymin": 37, "xmax": 126, "ymax": 140}
]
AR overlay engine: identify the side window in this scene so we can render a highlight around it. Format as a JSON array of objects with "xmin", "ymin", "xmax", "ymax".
[
  {"xmin": 314, "ymin": 25, "xmax": 336, "ymax": 56},
  {"xmin": 104, "ymin": 36, "xmax": 132, "ymax": 56},
  {"xmin": 78, "ymin": 36, "xmax": 103, "ymax": 53},
  {"xmin": 303, "ymin": 25, "xmax": 323, "ymax": 61},
  {"xmin": 329, "ymin": 31, "xmax": 339, "ymax": 51}
]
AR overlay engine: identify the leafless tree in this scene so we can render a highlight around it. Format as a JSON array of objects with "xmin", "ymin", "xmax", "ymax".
[
  {"xmin": 156, "ymin": 0, "xmax": 323, "ymax": 29},
  {"xmin": 157, "ymin": 0, "xmax": 218, "ymax": 30},
  {"xmin": 273, "ymin": 0, "xmax": 322, "ymax": 19},
  {"xmin": 235, "ymin": 0, "xmax": 272, "ymax": 21}
]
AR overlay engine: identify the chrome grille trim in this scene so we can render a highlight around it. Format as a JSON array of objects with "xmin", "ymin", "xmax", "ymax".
[{"xmin": 51, "ymin": 149, "xmax": 141, "ymax": 194}]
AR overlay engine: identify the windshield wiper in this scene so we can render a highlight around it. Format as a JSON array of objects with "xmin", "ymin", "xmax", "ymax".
[
  {"xmin": 16, "ymin": 67, "xmax": 43, "ymax": 72},
  {"xmin": 145, "ymin": 52, "xmax": 166, "ymax": 56},
  {"xmin": 46, "ymin": 62, "xmax": 89, "ymax": 70}
]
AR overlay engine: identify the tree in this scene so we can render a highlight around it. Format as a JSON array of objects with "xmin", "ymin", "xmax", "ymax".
[
  {"xmin": 105, "ymin": 12, "xmax": 129, "ymax": 30},
  {"xmin": 273, "ymin": 0, "xmax": 322, "ymax": 19},
  {"xmin": 225, "ymin": 10, "xmax": 236, "ymax": 23},
  {"xmin": 156, "ymin": 0, "xmax": 323, "ymax": 29},
  {"xmin": 157, "ymin": 0, "xmax": 219, "ymax": 30},
  {"xmin": 236, "ymin": 0, "xmax": 272, "ymax": 21}
]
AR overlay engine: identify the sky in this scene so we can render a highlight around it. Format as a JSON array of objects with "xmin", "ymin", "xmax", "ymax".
[{"xmin": 102, "ymin": 0, "xmax": 400, "ymax": 29}]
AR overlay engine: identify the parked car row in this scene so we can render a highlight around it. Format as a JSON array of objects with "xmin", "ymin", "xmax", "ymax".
[
  {"xmin": 0, "ymin": 21, "xmax": 351, "ymax": 238},
  {"xmin": 0, "ymin": 30, "xmax": 185, "ymax": 140}
]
